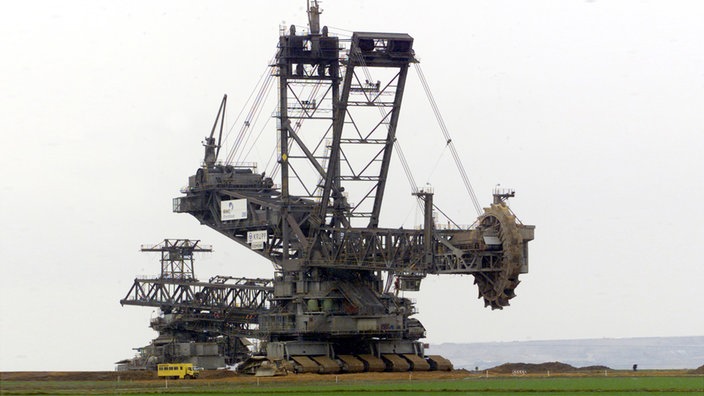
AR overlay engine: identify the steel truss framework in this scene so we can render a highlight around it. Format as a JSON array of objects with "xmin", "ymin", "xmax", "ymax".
[
  {"xmin": 121, "ymin": 277, "xmax": 271, "ymax": 314},
  {"xmin": 140, "ymin": 239, "xmax": 213, "ymax": 280},
  {"xmin": 121, "ymin": 276, "xmax": 272, "ymax": 336}
]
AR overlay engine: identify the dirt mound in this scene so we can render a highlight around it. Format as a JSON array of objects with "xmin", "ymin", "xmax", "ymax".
[
  {"xmin": 689, "ymin": 364, "xmax": 704, "ymax": 374},
  {"xmin": 489, "ymin": 362, "xmax": 612, "ymax": 374},
  {"xmin": 490, "ymin": 362, "xmax": 575, "ymax": 373}
]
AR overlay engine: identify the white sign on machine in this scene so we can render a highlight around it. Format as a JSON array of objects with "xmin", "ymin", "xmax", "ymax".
[
  {"xmin": 247, "ymin": 230, "xmax": 267, "ymax": 250},
  {"xmin": 221, "ymin": 199, "xmax": 247, "ymax": 221}
]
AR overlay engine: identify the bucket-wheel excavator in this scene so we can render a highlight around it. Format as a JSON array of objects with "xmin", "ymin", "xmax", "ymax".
[{"xmin": 121, "ymin": 1, "xmax": 533, "ymax": 374}]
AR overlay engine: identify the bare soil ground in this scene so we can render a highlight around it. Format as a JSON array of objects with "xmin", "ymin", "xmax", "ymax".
[
  {"xmin": 0, "ymin": 370, "xmax": 467, "ymax": 383},
  {"xmin": 2, "ymin": 364, "xmax": 699, "ymax": 383}
]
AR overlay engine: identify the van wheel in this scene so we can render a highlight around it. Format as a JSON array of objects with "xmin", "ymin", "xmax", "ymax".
[{"xmin": 185, "ymin": 374, "xmax": 192, "ymax": 379}]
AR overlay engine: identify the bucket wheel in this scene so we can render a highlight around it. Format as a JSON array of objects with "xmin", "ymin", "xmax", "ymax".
[{"xmin": 472, "ymin": 203, "xmax": 524, "ymax": 310}]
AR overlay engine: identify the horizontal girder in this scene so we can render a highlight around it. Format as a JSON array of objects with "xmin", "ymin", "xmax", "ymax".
[{"xmin": 120, "ymin": 277, "xmax": 273, "ymax": 321}]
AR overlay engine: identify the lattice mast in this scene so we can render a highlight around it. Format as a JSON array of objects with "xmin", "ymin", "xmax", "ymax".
[
  {"xmin": 276, "ymin": 0, "xmax": 341, "ymax": 262},
  {"xmin": 140, "ymin": 239, "xmax": 212, "ymax": 280}
]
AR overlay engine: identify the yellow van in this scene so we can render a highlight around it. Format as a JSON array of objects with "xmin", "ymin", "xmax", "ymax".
[{"xmin": 157, "ymin": 363, "xmax": 200, "ymax": 379}]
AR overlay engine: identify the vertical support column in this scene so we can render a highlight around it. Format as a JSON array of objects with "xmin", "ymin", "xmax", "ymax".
[
  {"xmin": 279, "ymin": 59, "xmax": 290, "ymax": 261},
  {"xmin": 369, "ymin": 64, "xmax": 410, "ymax": 228},
  {"xmin": 331, "ymin": 74, "xmax": 341, "ymax": 231},
  {"xmin": 413, "ymin": 189, "xmax": 434, "ymax": 265},
  {"xmin": 322, "ymin": 62, "xmax": 350, "ymax": 230}
]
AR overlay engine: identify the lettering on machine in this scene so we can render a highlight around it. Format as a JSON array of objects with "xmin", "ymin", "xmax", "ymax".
[
  {"xmin": 221, "ymin": 199, "xmax": 247, "ymax": 221},
  {"xmin": 247, "ymin": 230, "xmax": 267, "ymax": 250}
]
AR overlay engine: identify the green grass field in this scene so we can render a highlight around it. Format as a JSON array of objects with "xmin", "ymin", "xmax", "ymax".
[{"xmin": 1, "ymin": 375, "xmax": 702, "ymax": 396}]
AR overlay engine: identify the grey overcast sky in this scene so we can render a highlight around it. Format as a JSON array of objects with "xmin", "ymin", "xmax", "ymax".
[{"xmin": 1, "ymin": 0, "xmax": 703, "ymax": 371}]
